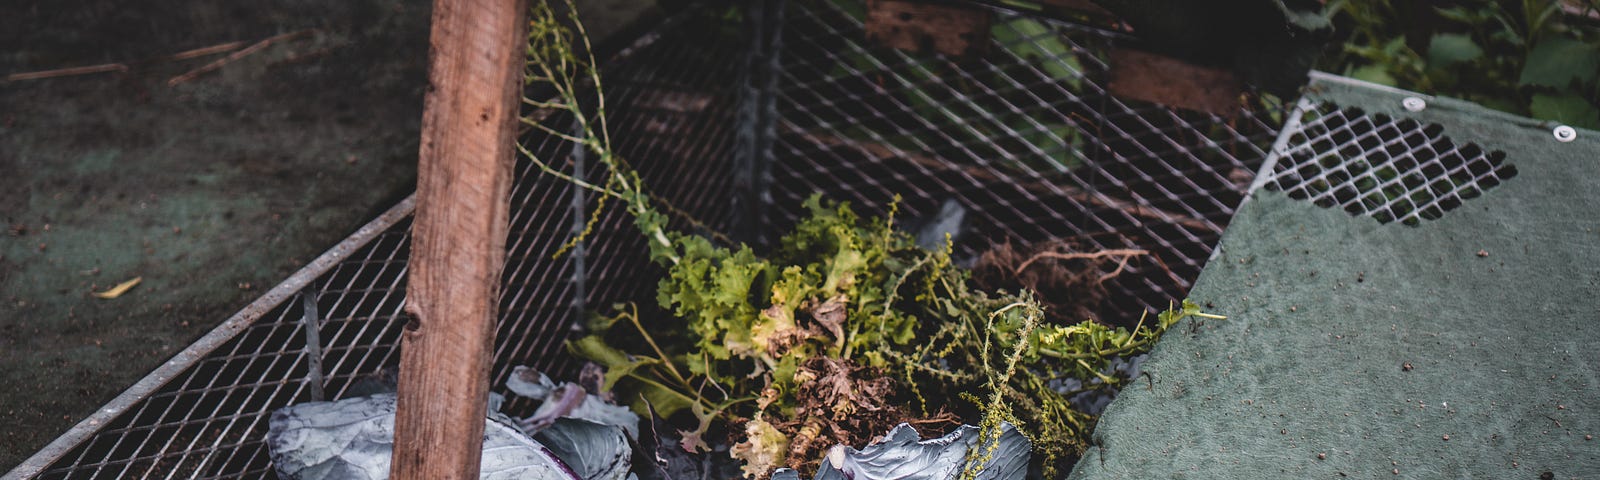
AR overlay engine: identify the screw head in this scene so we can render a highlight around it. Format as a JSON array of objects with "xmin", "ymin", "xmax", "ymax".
[
  {"xmin": 1553, "ymin": 125, "xmax": 1577, "ymax": 142},
  {"xmin": 1402, "ymin": 97, "xmax": 1426, "ymax": 112}
]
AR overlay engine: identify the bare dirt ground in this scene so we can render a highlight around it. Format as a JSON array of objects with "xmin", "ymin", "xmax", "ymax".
[{"xmin": 0, "ymin": 0, "xmax": 439, "ymax": 469}]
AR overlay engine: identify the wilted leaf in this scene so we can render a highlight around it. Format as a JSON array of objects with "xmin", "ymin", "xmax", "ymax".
[
  {"xmin": 529, "ymin": 387, "xmax": 641, "ymax": 440},
  {"xmin": 509, "ymin": 366, "xmax": 642, "ymax": 440},
  {"xmin": 266, "ymin": 393, "xmax": 579, "ymax": 480},
  {"xmin": 93, "ymin": 277, "xmax": 142, "ymax": 299},
  {"xmin": 533, "ymin": 418, "xmax": 632, "ymax": 480},
  {"xmin": 772, "ymin": 422, "xmax": 1030, "ymax": 480},
  {"xmin": 507, "ymin": 366, "xmax": 559, "ymax": 400},
  {"xmin": 808, "ymin": 295, "xmax": 849, "ymax": 341},
  {"xmin": 730, "ymin": 418, "xmax": 789, "ymax": 479}
]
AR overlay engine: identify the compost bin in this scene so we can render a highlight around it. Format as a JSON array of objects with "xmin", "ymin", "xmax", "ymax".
[{"xmin": 10, "ymin": 0, "xmax": 1293, "ymax": 477}]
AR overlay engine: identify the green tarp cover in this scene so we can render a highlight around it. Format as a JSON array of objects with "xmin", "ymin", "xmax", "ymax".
[{"xmin": 1069, "ymin": 77, "xmax": 1600, "ymax": 479}]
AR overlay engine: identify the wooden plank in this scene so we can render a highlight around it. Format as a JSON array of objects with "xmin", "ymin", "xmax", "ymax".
[
  {"xmin": 864, "ymin": 0, "xmax": 991, "ymax": 57},
  {"xmin": 390, "ymin": 0, "xmax": 528, "ymax": 478},
  {"xmin": 1107, "ymin": 48, "xmax": 1243, "ymax": 117}
]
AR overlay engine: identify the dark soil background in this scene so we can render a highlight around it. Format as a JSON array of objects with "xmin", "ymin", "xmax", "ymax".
[{"xmin": 0, "ymin": 0, "xmax": 651, "ymax": 470}]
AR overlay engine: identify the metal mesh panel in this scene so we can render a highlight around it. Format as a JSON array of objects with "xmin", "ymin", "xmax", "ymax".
[
  {"xmin": 768, "ymin": 0, "xmax": 1281, "ymax": 320},
  {"xmin": 1262, "ymin": 101, "xmax": 1518, "ymax": 225},
  {"xmin": 20, "ymin": 2, "xmax": 1283, "ymax": 477},
  {"xmin": 29, "ymin": 222, "xmax": 412, "ymax": 479},
  {"xmin": 23, "ymin": 11, "xmax": 741, "ymax": 478}
]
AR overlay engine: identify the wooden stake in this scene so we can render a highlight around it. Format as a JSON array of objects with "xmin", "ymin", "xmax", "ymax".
[{"xmin": 391, "ymin": 0, "xmax": 527, "ymax": 478}]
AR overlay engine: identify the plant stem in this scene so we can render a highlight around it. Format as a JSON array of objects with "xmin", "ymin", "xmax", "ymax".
[{"xmin": 628, "ymin": 305, "xmax": 695, "ymax": 393}]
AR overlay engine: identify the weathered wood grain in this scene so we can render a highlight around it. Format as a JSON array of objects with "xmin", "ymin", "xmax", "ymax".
[{"xmin": 391, "ymin": 0, "xmax": 527, "ymax": 478}]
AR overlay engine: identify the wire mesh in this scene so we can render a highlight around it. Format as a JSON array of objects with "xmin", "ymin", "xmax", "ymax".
[
  {"xmin": 22, "ymin": 11, "xmax": 742, "ymax": 478},
  {"xmin": 19, "ymin": 1, "xmax": 1285, "ymax": 477},
  {"xmin": 1260, "ymin": 102, "xmax": 1517, "ymax": 225},
  {"xmin": 767, "ymin": 0, "xmax": 1281, "ymax": 320}
]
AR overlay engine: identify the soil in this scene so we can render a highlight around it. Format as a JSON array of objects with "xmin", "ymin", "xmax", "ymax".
[{"xmin": 0, "ymin": 0, "xmax": 653, "ymax": 471}]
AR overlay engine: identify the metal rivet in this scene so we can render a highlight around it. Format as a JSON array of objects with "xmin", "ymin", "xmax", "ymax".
[
  {"xmin": 1402, "ymin": 97, "xmax": 1426, "ymax": 112},
  {"xmin": 1553, "ymin": 125, "xmax": 1577, "ymax": 142}
]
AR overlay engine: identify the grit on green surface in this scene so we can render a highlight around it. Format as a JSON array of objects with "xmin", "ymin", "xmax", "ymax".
[{"xmin": 1069, "ymin": 89, "xmax": 1600, "ymax": 478}]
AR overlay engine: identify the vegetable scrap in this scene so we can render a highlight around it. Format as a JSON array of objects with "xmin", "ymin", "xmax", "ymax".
[{"xmin": 514, "ymin": 2, "xmax": 1224, "ymax": 477}]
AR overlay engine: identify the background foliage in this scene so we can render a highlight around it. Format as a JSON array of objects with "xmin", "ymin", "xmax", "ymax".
[{"xmin": 1324, "ymin": 0, "xmax": 1600, "ymax": 128}]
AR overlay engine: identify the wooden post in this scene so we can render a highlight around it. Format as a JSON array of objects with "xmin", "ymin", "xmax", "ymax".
[{"xmin": 392, "ymin": 0, "xmax": 527, "ymax": 478}]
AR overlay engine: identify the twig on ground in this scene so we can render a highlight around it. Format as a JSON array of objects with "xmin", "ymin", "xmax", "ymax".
[
  {"xmin": 4, "ymin": 63, "xmax": 129, "ymax": 82},
  {"xmin": 168, "ymin": 30, "xmax": 315, "ymax": 86},
  {"xmin": 4, "ymin": 40, "xmax": 252, "ymax": 83},
  {"xmin": 163, "ymin": 41, "xmax": 251, "ymax": 62}
]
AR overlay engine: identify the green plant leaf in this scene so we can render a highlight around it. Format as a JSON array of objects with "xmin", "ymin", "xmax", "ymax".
[
  {"xmin": 627, "ymin": 379, "xmax": 696, "ymax": 419},
  {"xmin": 1427, "ymin": 33, "xmax": 1482, "ymax": 68},
  {"xmin": 1520, "ymin": 37, "xmax": 1600, "ymax": 89},
  {"xmin": 1432, "ymin": 5, "xmax": 1484, "ymax": 24},
  {"xmin": 569, "ymin": 335, "xmax": 632, "ymax": 368},
  {"xmin": 1348, "ymin": 64, "xmax": 1397, "ymax": 86},
  {"xmin": 993, "ymin": 17, "xmax": 1083, "ymax": 88},
  {"xmin": 603, "ymin": 357, "xmax": 660, "ymax": 393},
  {"xmin": 1529, "ymin": 93, "xmax": 1600, "ymax": 129}
]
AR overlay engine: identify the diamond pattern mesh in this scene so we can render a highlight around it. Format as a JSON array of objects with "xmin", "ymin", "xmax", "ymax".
[
  {"xmin": 1262, "ymin": 102, "xmax": 1517, "ymax": 225},
  {"xmin": 25, "ymin": 12, "xmax": 740, "ymax": 478},
  {"xmin": 22, "ymin": 2, "xmax": 1282, "ymax": 477},
  {"xmin": 768, "ymin": 0, "xmax": 1280, "ymax": 319}
]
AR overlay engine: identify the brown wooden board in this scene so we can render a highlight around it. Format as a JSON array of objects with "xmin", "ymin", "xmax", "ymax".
[
  {"xmin": 1107, "ymin": 48, "xmax": 1243, "ymax": 117},
  {"xmin": 391, "ymin": 0, "xmax": 528, "ymax": 478},
  {"xmin": 864, "ymin": 0, "xmax": 991, "ymax": 57}
]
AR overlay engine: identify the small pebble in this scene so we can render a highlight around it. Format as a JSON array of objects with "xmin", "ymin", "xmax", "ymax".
[
  {"xmin": 1586, "ymin": 435, "xmax": 1592, "ymax": 441},
  {"xmin": 1402, "ymin": 362, "xmax": 1413, "ymax": 371},
  {"xmin": 1393, "ymin": 468, "xmax": 1399, "ymax": 475},
  {"xmin": 1476, "ymin": 249, "xmax": 1489, "ymax": 257},
  {"xmin": 1442, "ymin": 434, "xmax": 1449, "ymax": 441},
  {"xmin": 1317, "ymin": 453, "xmax": 1326, "ymax": 460}
]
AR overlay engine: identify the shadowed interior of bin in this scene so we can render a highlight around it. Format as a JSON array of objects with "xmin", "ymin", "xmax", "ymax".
[{"xmin": 29, "ymin": 2, "xmax": 1280, "ymax": 478}]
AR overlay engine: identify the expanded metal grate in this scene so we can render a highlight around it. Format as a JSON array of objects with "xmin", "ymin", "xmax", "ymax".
[
  {"xmin": 13, "ymin": 1, "xmax": 1284, "ymax": 477},
  {"xmin": 1261, "ymin": 101, "xmax": 1517, "ymax": 225}
]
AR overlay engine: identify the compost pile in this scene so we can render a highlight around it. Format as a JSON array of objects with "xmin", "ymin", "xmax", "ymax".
[
  {"xmin": 518, "ymin": 3, "xmax": 1217, "ymax": 478},
  {"xmin": 267, "ymin": 3, "xmax": 1220, "ymax": 479}
]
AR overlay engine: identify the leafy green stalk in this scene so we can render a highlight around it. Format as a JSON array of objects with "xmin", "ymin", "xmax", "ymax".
[{"xmin": 522, "ymin": 3, "xmax": 1225, "ymax": 477}]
